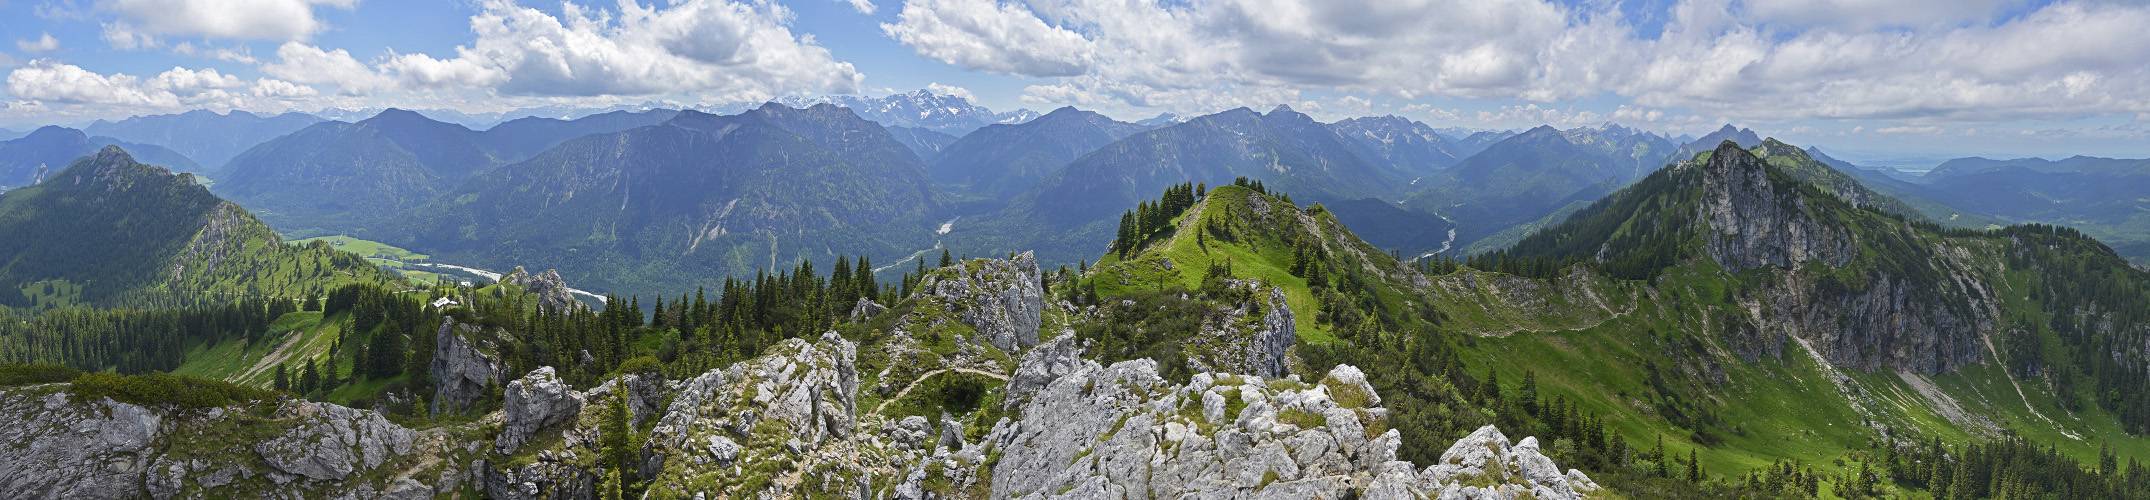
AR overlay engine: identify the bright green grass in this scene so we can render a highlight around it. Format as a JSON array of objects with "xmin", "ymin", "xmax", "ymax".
[
  {"xmin": 171, "ymin": 311, "xmax": 346, "ymax": 389},
  {"xmin": 1087, "ymin": 187, "xmax": 1335, "ymax": 344},
  {"xmin": 1463, "ymin": 258, "xmax": 2150, "ymax": 487},
  {"xmin": 294, "ymin": 235, "xmax": 431, "ymax": 262}
]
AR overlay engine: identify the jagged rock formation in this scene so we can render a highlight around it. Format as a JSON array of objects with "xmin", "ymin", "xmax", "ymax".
[
  {"xmin": 498, "ymin": 266, "xmax": 586, "ymax": 312},
  {"xmin": 920, "ymin": 251, "xmax": 1044, "ymax": 352},
  {"xmin": 431, "ymin": 318, "xmax": 507, "ymax": 413},
  {"xmin": 639, "ymin": 332, "xmax": 871, "ymax": 497},
  {"xmin": 977, "ymin": 349, "xmax": 1600, "ymax": 500},
  {"xmin": 497, "ymin": 367, "xmax": 586, "ymax": 455},
  {"xmin": 1182, "ymin": 280, "xmax": 1298, "ymax": 377},
  {"xmin": 0, "ymin": 387, "xmax": 479, "ymax": 500}
]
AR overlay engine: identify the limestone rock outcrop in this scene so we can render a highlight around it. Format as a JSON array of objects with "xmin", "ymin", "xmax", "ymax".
[
  {"xmin": 431, "ymin": 317, "xmax": 507, "ymax": 414},
  {"xmin": 499, "ymin": 266, "xmax": 586, "ymax": 312},
  {"xmin": 920, "ymin": 251, "xmax": 1044, "ymax": 352},
  {"xmin": 496, "ymin": 367, "xmax": 586, "ymax": 455}
]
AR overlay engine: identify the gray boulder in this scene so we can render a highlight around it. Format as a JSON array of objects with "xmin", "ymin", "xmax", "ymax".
[
  {"xmin": 499, "ymin": 266, "xmax": 586, "ymax": 312},
  {"xmin": 495, "ymin": 367, "xmax": 586, "ymax": 455}
]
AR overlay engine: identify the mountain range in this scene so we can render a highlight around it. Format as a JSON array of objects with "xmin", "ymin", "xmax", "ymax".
[
  {"xmin": 0, "ymin": 126, "xmax": 202, "ymax": 189},
  {"xmin": 387, "ymin": 103, "xmax": 943, "ymax": 295},
  {"xmin": 0, "ymin": 147, "xmax": 393, "ymax": 308},
  {"xmin": 83, "ymin": 110, "xmax": 326, "ymax": 168},
  {"xmin": 213, "ymin": 109, "xmax": 677, "ymax": 235}
]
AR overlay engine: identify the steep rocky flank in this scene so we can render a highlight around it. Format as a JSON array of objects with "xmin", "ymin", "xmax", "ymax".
[
  {"xmin": 430, "ymin": 318, "xmax": 508, "ymax": 413},
  {"xmin": 1694, "ymin": 142, "xmax": 1997, "ymax": 374},
  {"xmin": 1694, "ymin": 140, "xmax": 1857, "ymax": 271}
]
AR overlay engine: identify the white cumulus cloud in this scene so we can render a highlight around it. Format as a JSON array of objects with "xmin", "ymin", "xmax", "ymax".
[
  {"xmin": 16, "ymin": 33, "xmax": 61, "ymax": 53},
  {"xmin": 102, "ymin": 0, "xmax": 358, "ymax": 42},
  {"xmin": 368, "ymin": 0, "xmax": 861, "ymax": 99},
  {"xmin": 882, "ymin": 0, "xmax": 1094, "ymax": 76}
]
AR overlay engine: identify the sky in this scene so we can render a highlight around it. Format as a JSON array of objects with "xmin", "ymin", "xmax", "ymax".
[{"xmin": 2, "ymin": 0, "xmax": 2149, "ymax": 161}]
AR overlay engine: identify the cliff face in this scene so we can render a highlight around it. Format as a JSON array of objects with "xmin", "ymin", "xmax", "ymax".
[
  {"xmin": 1695, "ymin": 141, "xmax": 1856, "ymax": 272},
  {"xmin": 1695, "ymin": 142, "xmax": 1997, "ymax": 374}
]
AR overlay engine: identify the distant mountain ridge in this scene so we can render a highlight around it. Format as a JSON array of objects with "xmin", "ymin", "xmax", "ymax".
[
  {"xmin": 388, "ymin": 103, "xmax": 944, "ymax": 296},
  {"xmin": 215, "ymin": 108, "xmax": 676, "ymax": 235},
  {"xmin": 778, "ymin": 90, "xmax": 1039, "ymax": 135},
  {"xmin": 84, "ymin": 110, "xmax": 325, "ymax": 168},
  {"xmin": 928, "ymin": 106, "xmax": 1148, "ymax": 198},
  {"xmin": 0, "ymin": 126, "xmax": 202, "ymax": 189}
]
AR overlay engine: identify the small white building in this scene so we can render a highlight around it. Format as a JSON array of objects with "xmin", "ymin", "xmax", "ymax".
[{"xmin": 430, "ymin": 297, "xmax": 460, "ymax": 310}]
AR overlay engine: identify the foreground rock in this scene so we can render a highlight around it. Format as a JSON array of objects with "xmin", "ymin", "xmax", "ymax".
[
  {"xmin": 496, "ymin": 366, "xmax": 586, "ymax": 455},
  {"xmin": 0, "ymin": 387, "xmax": 478, "ymax": 500},
  {"xmin": 978, "ymin": 350, "xmax": 1601, "ymax": 500}
]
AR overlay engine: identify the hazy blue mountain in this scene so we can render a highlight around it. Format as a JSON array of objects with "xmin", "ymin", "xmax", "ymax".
[
  {"xmin": 216, "ymin": 109, "xmax": 675, "ymax": 236},
  {"xmin": 1404, "ymin": 124, "xmax": 1676, "ymax": 247},
  {"xmin": 1328, "ymin": 115, "xmax": 1465, "ymax": 178},
  {"xmin": 928, "ymin": 106, "xmax": 1148, "ymax": 199},
  {"xmin": 1668, "ymin": 124, "xmax": 1764, "ymax": 163},
  {"xmin": 477, "ymin": 109, "xmax": 680, "ymax": 159},
  {"xmin": 1450, "ymin": 129, "xmax": 1519, "ymax": 157},
  {"xmin": 84, "ymin": 110, "xmax": 325, "ymax": 168},
  {"xmin": 389, "ymin": 103, "xmax": 944, "ymax": 296},
  {"xmin": 948, "ymin": 105, "xmax": 1431, "ymax": 266},
  {"xmin": 886, "ymin": 126, "xmax": 960, "ymax": 159},
  {"xmin": 778, "ymin": 90, "xmax": 1039, "ymax": 135},
  {"xmin": 0, "ymin": 126, "xmax": 202, "ymax": 189},
  {"xmin": 1136, "ymin": 113, "xmax": 1183, "ymax": 127},
  {"xmin": 0, "ymin": 128, "xmax": 25, "ymax": 141},
  {"xmin": 1907, "ymin": 156, "xmax": 2150, "ymax": 261}
]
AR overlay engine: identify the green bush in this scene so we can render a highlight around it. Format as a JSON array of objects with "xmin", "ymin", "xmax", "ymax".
[
  {"xmin": 0, "ymin": 364, "xmax": 82, "ymax": 386},
  {"xmin": 68, "ymin": 371, "xmax": 279, "ymax": 409}
]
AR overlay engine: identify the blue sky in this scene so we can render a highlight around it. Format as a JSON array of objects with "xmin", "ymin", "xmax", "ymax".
[{"xmin": 3, "ymin": 0, "xmax": 2149, "ymax": 160}]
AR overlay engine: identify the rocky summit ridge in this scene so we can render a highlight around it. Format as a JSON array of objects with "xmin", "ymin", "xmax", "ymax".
[{"xmin": 0, "ymin": 252, "xmax": 1600, "ymax": 500}]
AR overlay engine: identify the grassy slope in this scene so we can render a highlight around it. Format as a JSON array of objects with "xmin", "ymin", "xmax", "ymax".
[
  {"xmin": 171, "ymin": 311, "xmax": 356, "ymax": 391},
  {"xmin": 1085, "ymin": 182, "xmax": 2150, "ymax": 492}
]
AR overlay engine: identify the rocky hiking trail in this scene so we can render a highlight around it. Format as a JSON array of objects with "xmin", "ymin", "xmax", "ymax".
[{"xmin": 871, "ymin": 367, "xmax": 1009, "ymax": 415}]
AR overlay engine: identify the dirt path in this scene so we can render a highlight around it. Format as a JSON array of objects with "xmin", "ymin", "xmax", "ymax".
[{"xmin": 872, "ymin": 368, "xmax": 1010, "ymax": 415}]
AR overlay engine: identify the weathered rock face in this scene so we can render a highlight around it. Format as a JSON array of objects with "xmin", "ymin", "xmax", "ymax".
[
  {"xmin": 431, "ymin": 318, "xmax": 507, "ymax": 414},
  {"xmin": 1183, "ymin": 281, "xmax": 1298, "ymax": 378},
  {"xmin": 1755, "ymin": 264, "xmax": 1996, "ymax": 374},
  {"xmin": 584, "ymin": 372, "xmax": 675, "ymax": 425},
  {"xmin": 639, "ymin": 332, "xmax": 870, "ymax": 498},
  {"xmin": 1695, "ymin": 141, "xmax": 1855, "ymax": 272},
  {"xmin": 979, "ymin": 354, "xmax": 1601, "ymax": 500},
  {"xmin": 254, "ymin": 401, "xmax": 421, "ymax": 482},
  {"xmin": 497, "ymin": 367, "xmax": 587, "ymax": 455},
  {"xmin": 499, "ymin": 266, "xmax": 586, "ymax": 312},
  {"xmin": 0, "ymin": 390, "xmax": 162, "ymax": 500},
  {"xmin": 0, "ymin": 386, "xmax": 476, "ymax": 500},
  {"xmin": 920, "ymin": 251, "xmax": 1044, "ymax": 352},
  {"xmin": 1695, "ymin": 141, "xmax": 1997, "ymax": 374}
]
